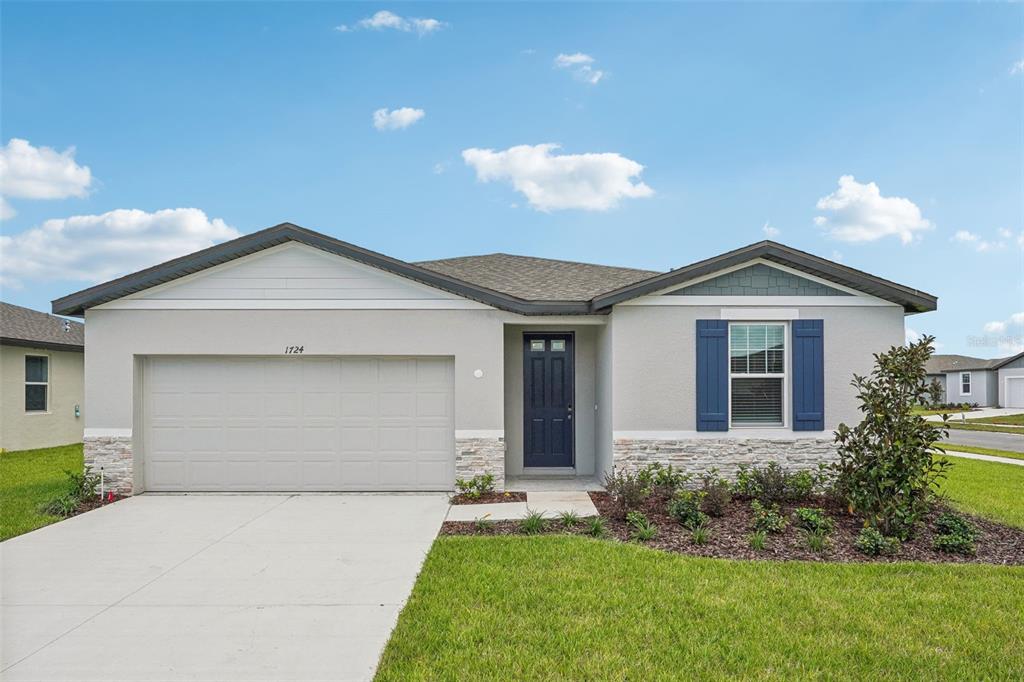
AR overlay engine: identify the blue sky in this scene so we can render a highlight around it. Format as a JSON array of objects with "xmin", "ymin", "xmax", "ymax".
[{"xmin": 1, "ymin": 2, "xmax": 1021, "ymax": 357}]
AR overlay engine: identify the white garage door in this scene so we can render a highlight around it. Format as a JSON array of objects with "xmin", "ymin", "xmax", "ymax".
[
  {"xmin": 143, "ymin": 356, "xmax": 454, "ymax": 491},
  {"xmin": 1007, "ymin": 377, "xmax": 1024, "ymax": 409}
]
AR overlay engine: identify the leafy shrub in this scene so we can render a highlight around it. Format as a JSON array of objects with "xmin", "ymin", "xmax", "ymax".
[
  {"xmin": 802, "ymin": 529, "xmax": 831, "ymax": 553},
  {"xmin": 42, "ymin": 494, "xmax": 79, "ymax": 518},
  {"xmin": 854, "ymin": 527, "xmax": 900, "ymax": 556},
  {"xmin": 557, "ymin": 510, "xmax": 581, "ymax": 528},
  {"xmin": 587, "ymin": 516, "xmax": 607, "ymax": 538},
  {"xmin": 40, "ymin": 468, "xmax": 101, "ymax": 518},
  {"xmin": 520, "ymin": 510, "xmax": 547, "ymax": 535},
  {"xmin": 833, "ymin": 336, "xmax": 952, "ymax": 539},
  {"xmin": 667, "ymin": 489, "xmax": 709, "ymax": 530},
  {"xmin": 603, "ymin": 469, "xmax": 650, "ymax": 517},
  {"xmin": 474, "ymin": 516, "xmax": 494, "ymax": 532},
  {"xmin": 455, "ymin": 474, "xmax": 496, "ymax": 500},
  {"xmin": 792, "ymin": 507, "xmax": 835, "ymax": 535},
  {"xmin": 747, "ymin": 531, "xmax": 767, "ymax": 551},
  {"xmin": 626, "ymin": 511, "xmax": 658, "ymax": 542},
  {"xmin": 691, "ymin": 524, "xmax": 710, "ymax": 545},
  {"xmin": 750, "ymin": 500, "xmax": 787, "ymax": 534},
  {"xmin": 932, "ymin": 512, "xmax": 979, "ymax": 555},
  {"xmin": 637, "ymin": 463, "xmax": 690, "ymax": 498},
  {"xmin": 733, "ymin": 462, "xmax": 823, "ymax": 504},
  {"xmin": 699, "ymin": 471, "xmax": 732, "ymax": 517}
]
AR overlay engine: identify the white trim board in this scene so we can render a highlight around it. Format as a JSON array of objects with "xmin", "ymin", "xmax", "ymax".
[
  {"xmin": 84, "ymin": 428, "xmax": 132, "ymax": 438},
  {"xmin": 720, "ymin": 308, "xmax": 799, "ymax": 320},
  {"xmin": 454, "ymin": 429, "xmax": 505, "ymax": 439},
  {"xmin": 92, "ymin": 299, "xmax": 493, "ymax": 311},
  {"xmin": 619, "ymin": 295, "xmax": 896, "ymax": 307},
  {"xmin": 613, "ymin": 430, "xmax": 834, "ymax": 441}
]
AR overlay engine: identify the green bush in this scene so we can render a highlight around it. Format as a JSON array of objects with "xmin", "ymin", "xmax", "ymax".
[
  {"xmin": 40, "ymin": 468, "xmax": 101, "ymax": 518},
  {"xmin": 586, "ymin": 516, "xmax": 607, "ymax": 538},
  {"xmin": 637, "ymin": 463, "xmax": 691, "ymax": 498},
  {"xmin": 792, "ymin": 507, "xmax": 835, "ymax": 535},
  {"xmin": 667, "ymin": 489, "xmax": 709, "ymax": 530},
  {"xmin": 854, "ymin": 527, "xmax": 900, "ymax": 556},
  {"xmin": 474, "ymin": 517, "xmax": 495, "ymax": 532},
  {"xmin": 699, "ymin": 471, "xmax": 732, "ymax": 517},
  {"xmin": 626, "ymin": 511, "xmax": 658, "ymax": 542},
  {"xmin": 41, "ymin": 494, "xmax": 79, "ymax": 518},
  {"xmin": 932, "ymin": 512, "xmax": 979, "ymax": 555},
  {"xmin": 747, "ymin": 531, "xmax": 767, "ymax": 551},
  {"xmin": 802, "ymin": 529, "xmax": 831, "ymax": 553},
  {"xmin": 691, "ymin": 524, "xmax": 710, "ymax": 545},
  {"xmin": 834, "ymin": 336, "xmax": 952, "ymax": 539},
  {"xmin": 733, "ymin": 462, "xmax": 824, "ymax": 504},
  {"xmin": 750, "ymin": 500, "xmax": 787, "ymax": 534},
  {"xmin": 603, "ymin": 469, "xmax": 650, "ymax": 517},
  {"xmin": 520, "ymin": 510, "xmax": 547, "ymax": 535},
  {"xmin": 557, "ymin": 510, "xmax": 581, "ymax": 528},
  {"xmin": 455, "ymin": 474, "xmax": 496, "ymax": 500}
]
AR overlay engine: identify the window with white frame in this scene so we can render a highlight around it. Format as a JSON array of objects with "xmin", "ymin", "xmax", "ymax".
[
  {"xmin": 960, "ymin": 372, "xmax": 971, "ymax": 396},
  {"xmin": 25, "ymin": 355, "xmax": 49, "ymax": 412},
  {"xmin": 729, "ymin": 323, "xmax": 785, "ymax": 426}
]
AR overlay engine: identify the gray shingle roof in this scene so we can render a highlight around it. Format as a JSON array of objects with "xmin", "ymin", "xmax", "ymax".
[
  {"xmin": 925, "ymin": 354, "xmax": 1005, "ymax": 374},
  {"xmin": 415, "ymin": 253, "xmax": 660, "ymax": 301},
  {"xmin": 1, "ymin": 302, "xmax": 84, "ymax": 351}
]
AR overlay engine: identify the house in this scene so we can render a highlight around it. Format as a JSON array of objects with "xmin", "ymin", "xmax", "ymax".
[
  {"xmin": 924, "ymin": 354, "xmax": 1005, "ymax": 407},
  {"xmin": 0, "ymin": 302, "xmax": 85, "ymax": 452},
  {"xmin": 51, "ymin": 223, "xmax": 937, "ymax": 494},
  {"xmin": 994, "ymin": 352, "xmax": 1024, "ymax": 408}
]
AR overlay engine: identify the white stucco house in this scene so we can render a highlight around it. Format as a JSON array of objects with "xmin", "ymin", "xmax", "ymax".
[
  {"xmin": 52, "ymin": 223, "xmax": 937, "ymax": 494},
  {"xmin": 924, "ymin": 353, "xmax": 1024, "ymax": 408}
]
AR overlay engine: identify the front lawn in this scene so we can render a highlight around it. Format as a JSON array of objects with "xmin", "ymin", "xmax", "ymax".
[
  {"xmin": 939, "ymin": 443, "xmax": 1024, "ymax": 461},
  {"xmin": 939, "ymin": 456, "xmax": 1024, "ymax": 529},
  {"xmin": 947, "ymin": 422, "xmax": 1024, "ymax": 435},
  {"xmin": 969, "ymin": 413, "xmax": 1024, "ymax": 426},
  {"xmin": 376, "ymin": 536, "xmax": 1024, "ymax": 680},
  {"xmin": 911, "ymin": 406, "xmax": 972, "ymax": 416},
  {"xmin": 0, "ymin": 444, "xmax": 83, "ymax": 541}
]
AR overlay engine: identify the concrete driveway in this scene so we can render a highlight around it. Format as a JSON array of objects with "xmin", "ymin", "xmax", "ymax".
[{"xmin": 1, "ymin": 494, "xmax": 449, "ymax": 681}]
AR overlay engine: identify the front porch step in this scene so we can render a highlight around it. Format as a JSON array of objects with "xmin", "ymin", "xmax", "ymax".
[{"xmin": 519, "ymin": 467, "xmax": 577, "ymax": 478}]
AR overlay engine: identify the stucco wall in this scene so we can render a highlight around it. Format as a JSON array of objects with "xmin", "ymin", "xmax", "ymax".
[
  {"xmin": 503, "ymin": 324, "xmax": 598, "ymax": 477},
  {"xmin": 0, "ymin": 344, "xmax": 84, "ymax": 451},
  {"xmin": 594, "ymin": 320, "xmax": 614, "ymax": 480},
  {"xmin": 945, "ymin": 369, "xmax": 998, "ymax": 407},
  {"xmin": 608, "ymin": 304, "xmax": 905, "ymax": 433},
  {"xmin": 998, "ymin": 367, "xmax": 1024, "ymax": 407}
]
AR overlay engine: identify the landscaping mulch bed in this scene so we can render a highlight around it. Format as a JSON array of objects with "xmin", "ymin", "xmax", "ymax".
[
  {"xmin": 439, "ymin": 492, "xmax": 1024, "ymax": 565},
  {"xmin": 449, "ymin": 491, "xmax": 526, "ymax": 505}
]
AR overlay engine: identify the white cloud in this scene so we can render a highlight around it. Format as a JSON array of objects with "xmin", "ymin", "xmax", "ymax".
[
  {"xmin": 0, "ymin": 138, "xmax": 93, "ymax": 217},
  {"xmin": 0, "ymin": 208, "xmax": 238, "ymax": 288},
  {"xmin": 984, "ymin": 321, "xmax": 1008, "ymax": 334},
  {"xmin": 336, "ymin": 10, "xmax": 445, "ymax": 35},
  {"xmin": 1011, "ymin": 59, "xmax": 1024, "ymax": 75},
  {"xmin": 554, "ymin": 52, "xmax": 604, "ymax": 84},
  {"xmin": 814, "ymin": 175, "xmax": 932, "ymax": 244},
  {"xmin": 1012, "ymin": 312, "xmax": 1024, "ymax": 325},
  {"xmin": 432, "ymin": 162, "xmax": 448, "ymax": 175},
  {"xmin": 978, "ymin": 312, "xmax": 1024, "ymax": 355},
  {"xmin": 998, "ymin": 227, "xmax": 1013, "ymax": 239},
  {"xmin": 373, "ymin": 107, "xmax": 425, "ymax": 131},
  {"xmin": 952, "ymin": 229, "xmax": 1007, "ymax": 253},
  {"xmin": 761, "ymin": 221, "xmax": 780, "ymax": 238},
  {"xmin": 0, "ymin": 197, "xmax": 14, "ymax": 221},
  {"xmin": 461, "ymin": 143, "xmax": 653, "ymax": 212}
]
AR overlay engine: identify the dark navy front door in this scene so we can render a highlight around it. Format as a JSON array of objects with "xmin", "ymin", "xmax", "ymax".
[{"xmin": 523, "ymin": 333, "xmax": 574, "ymax": 467}]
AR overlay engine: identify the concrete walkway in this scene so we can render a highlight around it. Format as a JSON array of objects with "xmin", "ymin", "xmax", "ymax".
[
  {"xmin": 943, "ymin": 450, "xmax": 1024, "ymax": 467},
  {"xmin": 925, "ymin": 407, "xmax": 1023, "ymax": 422},
  {"xmin": 1, "ymin": 493, "xmax": 449, "ymax": 681},
  {"xmin": 445, "ymin": 490, "xmax": 599, "ymax": 522}
]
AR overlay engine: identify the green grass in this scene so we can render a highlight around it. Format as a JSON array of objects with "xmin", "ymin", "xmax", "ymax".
[
  {"xmin": 377, "ymin": 536, "xmax": 1024, "ymax": 680},
  {"xmin": 969, "ymin": 413, "xmax": 1024, "ymax": 426},
  {"xmin": 939, "ymin": 444, "xmax": 1024, "ymax": 461},
  {"xmin": 911, "ymin": 406, "xmax": 972, "ymax": 416},
  {"xmin": 938, "ymin": 456, "xmax": 1024, "ymax": 529},
  {"xmin": 947, "ymin": 422, "xmax": 1024, "ymax": 435},
  {"xmin": 0, "ymin": 444, "xmax": 83, "ymax": 541}
]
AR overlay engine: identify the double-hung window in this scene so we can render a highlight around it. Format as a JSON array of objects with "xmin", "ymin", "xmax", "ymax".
[
  {"xmin": 960, "ymin": 372, "xmax": 971, "ymax": 396},
  {"xmin": 729, "ymin": 323, "xmax": 785, "ymax": 426},
  {"xmin": 25, "ymin": 355, "xmax": 49, "ymax": 412}
]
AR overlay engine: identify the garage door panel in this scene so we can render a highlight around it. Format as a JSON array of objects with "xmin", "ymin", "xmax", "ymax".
[
  {"xmin": 144, "ymin": 356, "xmax": 455, "ymax": 491},
  {"xmin": 1008, "ymin": 378, "xmax": 1024, "ymax": 408}
]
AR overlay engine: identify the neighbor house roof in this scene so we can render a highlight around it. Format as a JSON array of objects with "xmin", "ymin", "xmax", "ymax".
[
  {"xmin": 415, "ymin": 253, "xmax": 658, "ymax": 301},
  {"xmin": 924, "ymin": 354, "xmax": 1006, "ymax": 374},
  {"xmin": 1, "ymin": 302, "xmax": 84, "ymax": 352},
  {"xmin": 51, "ymin": 222, "xmax": 939, "ymax": 316}
]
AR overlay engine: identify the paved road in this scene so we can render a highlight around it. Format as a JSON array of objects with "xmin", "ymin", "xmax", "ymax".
[
  {"xmin": 1, "ymin": 493, "xmax": 449, "ymax": 681},
  {"xmin": 942, "ymin": 428, "xmax": 1024, "ymax": 453}
]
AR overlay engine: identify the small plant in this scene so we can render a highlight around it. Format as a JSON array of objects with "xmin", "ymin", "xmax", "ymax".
[
  {"xmin": 699, "ymin": 471, "xmax": 732, "ymax": 517},
  {"xmin": 733, "ymin": 462, "xmax": 823, "ymax": 504},
  {"xmin": 603, "ymin": 469, "xmax": 650, "ymax": 517},
  {"xmin": 802, "ymin": 529, "xmax": 831, "ymax": 554},
  {"xmin": 667, "ymin": 489, "xmax": 709, "ymax": 530},
  {"xmin": 42, "ymin": 494, "xmax": 79, "ymax": 518},
  {"xmin": 520, "ymin": 510, "xmax": 547, "ymax": 535},
  {"xmin": 557, "ymin": 510, "xmax": 581, "ymax": 528},
  {"xmin": 627, "ymin": 511, "xmax": 658, "ymax": 543},
  {"xmin": 750, "ymin": 500, "xmax": 787, "ymax": 534},
  {"xmin": 40, "ymin": 468, "xmax": 102, "ymax": 518},
  {"xmin": 792, "ymin": 507, "xmax": 835, "ymax": 535},
  {"xmin": 932, "ymin": 512, "xmax": 979, "ymax": 555},
  {"xmin": 637, "ymin": 462, "xmax": 691, "ymax": 498},
  {"xmin": 473, "ymin": 515, "xmax": 494, "ymax": 532},
  {"xmin": 586, "ymin": 516, "xmax": 607, "ymax": 538},
  {"xmin": 455, "ymin": 473, "xmax": 496, "ymax": 500},
  {"xmin": 854, "ymin": 527, "xmax": 900, "ymax": 556},
  {"xmin": 691, "ymin": 523, "xmax": 710, "ymax": 545},
  {"xmin": 747, "ymin": 530, "xmax": 767, "ymax": 551}
]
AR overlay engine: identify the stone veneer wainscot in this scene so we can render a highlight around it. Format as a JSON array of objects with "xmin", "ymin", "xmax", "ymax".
[
  {"xmin": 455, "ymin": 436, "xmax": 506, "ymax": 491},
  {"xmin": 83, "ymin": 435, "xmax": 134, "ymax": 495},
  {"xmin": 613, "ymin": 437, "xmax": 838, "ymax": 478}
]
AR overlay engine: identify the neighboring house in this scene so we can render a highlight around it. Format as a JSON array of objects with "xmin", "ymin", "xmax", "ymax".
[
  {"xmin": 0, "ymin": 303, "xmax": 85, "ymax": 452},
  {"xmin": 994, "ymin": 352, "xmax": 1024, "ymax": 408},
  {"xmin": 924, "ymin": 354, "xmax": 1003, "ymax": 407},
  {"xmin": 51, "ymin": 223, "xmax": 936, "ymax": 494}
]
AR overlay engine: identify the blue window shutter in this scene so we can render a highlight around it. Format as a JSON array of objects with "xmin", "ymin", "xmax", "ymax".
[
  {"xmin": 696, "ymin": 320, "xmax": 729, "ymax": 431},
  {"xmin": 792, "ymin": 320, "xmax": 824, "ymax": 431}
]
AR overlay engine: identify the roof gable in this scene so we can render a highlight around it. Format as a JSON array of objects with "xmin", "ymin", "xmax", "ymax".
[
  {"xmin": 1, "ymin": 302, "xmax": 84, "ymax": 351},
  {"xmin": 665, "ymin": 263, "xmax": 853, "ymax": 297}
]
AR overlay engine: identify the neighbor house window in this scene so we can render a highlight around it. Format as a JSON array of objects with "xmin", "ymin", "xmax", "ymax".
[
  {"xmin": 25, "ymin": 355, "xmax": 49, "ymax": 412},
  {"xmin": 960, "ymin": 372, "xmax": 971, "ymax": 396},
  {"xmin": 729, "ymin": 323, "xmax": 785, "ymax": 426}
]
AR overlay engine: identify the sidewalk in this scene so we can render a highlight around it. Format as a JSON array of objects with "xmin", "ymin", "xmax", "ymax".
[
  {"xmin": 942, "ymin": 450, "xmax": 1024, "ymax": 467},
  {"xmin": 445, "ymin": 490, "xmax": 600, "ymax": 521}
]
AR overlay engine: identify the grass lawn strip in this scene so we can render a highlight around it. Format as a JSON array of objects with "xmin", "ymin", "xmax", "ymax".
[
  {"xmin": 0, "ymin": 444, "xmax": 83, "ymax": 541},
  {"xmin": 968, "ymin": 413, "xmax": 1024, "ymax": 426},
  {"xmin": 947, "ymin": 422, "xmax": 1024, "ymax": 436},
  {"xmin": 911, "ymin": 406, "xmax": 972, "ymax": 416},
  {"xmin": 939, "ymin": 444, "xmax": 1024, "ymax": 462},
  {"xmin": 376, "ymin": 536, "xmax": 1024, "ymax": 680},
  {"xmin": 938, "ymin": 457, "xmax": 1024, "ymax": 529}
]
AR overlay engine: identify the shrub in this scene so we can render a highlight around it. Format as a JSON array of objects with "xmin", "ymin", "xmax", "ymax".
[
  {"xmin": 667, "ymin": 489, "xmax": 709, "ymax": 530},
  {"xmin": 792, "ymin": 507, "xmax": 835, "ymax": 535},
  {"xmin": 455, "ymin": 474, "xmax": 496, "ymax": 500},
  {"xmin": 833, "ymin": 336, "xmax": 952, "ymax": 539},
  {"xmin": 733, "ymin": 462, "xmax": 822, "ymax": 504},
  {"xmin": 586, "ymin": 516, "xmax": 607, "ymax": 538},
  {"xmin": 691, "ymin": 524, "xmax": 710, "ymax": 545},
  {"xmin": 637, "ymin": 463, "xmax": 690, "ymax": 498},
  {"xmin": 699, "ymin": 471, "xmax": 732, "ymax": 517},
  {"xmin": 750, "ymin": 500, "xmax": 787, "ymax": 534},
  {"xmin": 802, "ymin": 529, "xmax": 831, "ymax": 553},
  {"xmin": 603, "ymin": 469, "xmax": 650, "ymax": 517},
  {"xmin": 42, "ymin": 494, "xmax": 79, "ymax": 518},
  {"xmin": 473, "ymin": 516, "xmax": 494, "ymax": 532},
  {"xmin": 557, "ymin": 510, "xmax": 581, "ymax": 528},
  {"xmin": 40, "ymin": 468, "xmax": 101, "ymax": 518},
  {"xmin": 627, "ymin": 511, "xmax": 658, "ymax": 542},
  {"xmin": 747, "ymin": 531, "xmax": 767, "ymax": 551},
  {"xmin": 932, "ymin": 512, "xmax": 979, "ymax": 555},
  {"xmin": 520, "ymin": 510, "xmax": 547, "ymax": 535},
  {"xmin": 854, "ymin": 527, "xmax": 900, "ymax": 556}
]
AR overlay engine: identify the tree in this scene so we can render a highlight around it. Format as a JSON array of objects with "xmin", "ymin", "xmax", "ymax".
[
  {"xmin": 833, "ymin": 336, "xmax": 952, "ymax": 539},
  {"xmin": 927, "ymin": 378, "xmax": 945, "ymax": 407}
]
